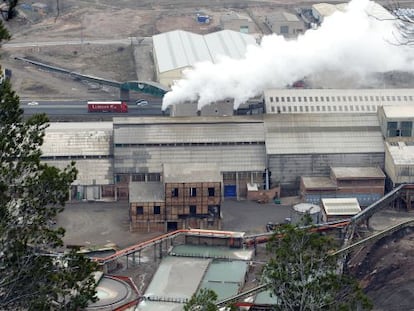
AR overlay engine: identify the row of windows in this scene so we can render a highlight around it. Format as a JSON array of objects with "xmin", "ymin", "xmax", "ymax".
[
  {"xmin": 114, "ymin": 141, "xmax": 264, "ymax": 148},
  {"xmin": 41, "ymin": 155, "xmax": 111, "ymax": 160},
  {"xmin": 116, "ymin": 173, "xmax": 161, "ymax": 183},
  {"xmin": 171, "ymin": 187, "xmax": 216, "ymax": 197},
  {"xmin": 269, "ymin": 94, "xmax": 414, "ymax": 103},
  {"xmin": 270, "ymin": 104, "xmax": 378, "ymax": 113},
  {"xmin": 136, "ymin": 205, "xmax": 218, "ymax": 216}
]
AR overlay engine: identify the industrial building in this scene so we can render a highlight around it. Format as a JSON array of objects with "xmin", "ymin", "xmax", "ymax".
[
  {"xmin": 41, "ymin": 122, "xmax": 114, "ymax": 201},
  {"xmin": 220, "ymin": 11, "xmax": 256, "ymax": 34},
  {"xmin": 311, "ymin": 1, "xmax": 393, "ymax": 24},
  {"xmin": 379, "ymin": 105, "xmax": 414, "ymax": 187},
  {"xmin": 152, "ymin": 29, "xmax": 257, "ymax": 88},
  {"xmin": 264, "ymin": 12, "xmax": 305, "ymax": 37},
  {"xmin": 264, "ymin": 88, "xmax": 414, "ymax": 115},
  {"xmin": 300, "ymin": 166, "xmax": 386, "ymax": 206},
  {"xmin": 39, "ymin": 90, "xmax": 414, "ymax": 221},
  {"xmin": 129, "ymin": 163, "xmax": 222, "ymax": 232}
]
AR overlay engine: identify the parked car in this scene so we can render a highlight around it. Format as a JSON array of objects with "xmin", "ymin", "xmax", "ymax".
[{"xmin": 136, "ymin": 99, "xmax": 149, "ymax": 106}]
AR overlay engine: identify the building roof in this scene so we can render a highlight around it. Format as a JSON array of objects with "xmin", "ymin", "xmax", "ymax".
[
  {"xmin": 321, "ymin": 198, "xmax": 361, "ymax": 216},
  {"xmin": 163, "ymin": 163, "xmax": 221, "ymax": 183},
  {"xmin": 113, "ymin": 116, "xmax": 265, "ymax": 144},
  {"xmin": 331, "ymin": 166, "xmax": 386, "ymax": 179},
  {"xmin": 380, "ymin": 105, "xmax": 414, "ymax": 119},
  {"xmin": 220, "ymin": 11, "xmax": 252, "ymax": 22},
  {"xmin": 129, "ymin": 182, "xmax": 165, "ymax": 202},
  {"xmin": 153, "ymin": 29, "xmax": 256, "ymax": 74},
  {"xmin": 264, "ymin": 114, "xmax": 384, "ymax": 154},
  {"xmin": 312, "ymin": 3, "xmax": 347, "ymax": 17},
  {"xmin": 301, "ymin": 176, "xmax": 337, "ymax": 190},
  {"xmin": 386, "ymin": 141, "xmax": 414, "ymax": 165},
  {"xmin": 266, "ymin": 11, "xmax": 300, "ymax": 23},
  {"xmin": 42, "ymin": 122, "xmax": 113, "ymax": 156}
]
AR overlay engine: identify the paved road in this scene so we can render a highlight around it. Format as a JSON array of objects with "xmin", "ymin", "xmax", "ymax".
[
  {"xmin": 56, "ymin": 199, "xmax": 295, "ymax": 249},
  {"xmin": 22, "ymin": 100, "xmax": 164, "ymax": 118}
]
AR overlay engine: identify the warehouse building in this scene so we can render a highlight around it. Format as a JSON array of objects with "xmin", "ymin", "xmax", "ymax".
[
  {"xmin": 264, "ymin": 12, "xmax": 305, "ymax": 37},
  {"xmin": 379, "ymin": 105, "xmax": 414, "ymax": 188},
  {"xmin": 300, "ymin": 166, "xmax": 386, "ymax": 206},
  {"xmin": 220, "ymin": 11, "xmax": 257, "ymax": 34},
  {"xmin": 264, "ymin": 113, "xmax": 385, "ymax": 193},
  {"xmin": 264, "ymin": 88, "xmax": 414, "ymax": 115},
  {"xmin": 152, "ymin": 29, "xmax": 257, "ymax": 88},
  {"xmin": 113, "ymin": 116, "xmax": 266, "ymax": 201},
  {"xmin": 41, "ymin": 122, "xmax": 114, "ymax": 201},
  {"xmin": 129, "ymin": 163, "xmax": 222, "ymax": 232}
]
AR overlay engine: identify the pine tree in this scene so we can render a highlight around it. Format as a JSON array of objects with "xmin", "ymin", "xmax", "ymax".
[
  {"xmin": 262, "ymin": 221, "xmax": 372, "ymax": 311},
  {"xmin": 0, "ymin": 14, "xmax": 98, "ymax": 311}
]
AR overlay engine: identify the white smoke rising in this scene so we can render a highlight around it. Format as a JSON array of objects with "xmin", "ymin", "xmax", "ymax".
[{"xmin": 162, "ymin": 0, "xmax": 414, "ymax": 111}]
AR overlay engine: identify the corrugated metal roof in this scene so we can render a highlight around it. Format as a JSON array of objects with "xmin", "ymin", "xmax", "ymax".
[
  {"xmin": 42, "ymin": 122, "xmax": 113, "ymax": 156},
  {"xmin": 153, "ymin": 30, "xmax": 257, "ymax": 73},
  {"xmin": 204, "ymin": 30, "xmax": 257, "ymax": 62},
  {"xmin": 153, "ymin": 30, "xmax": 210, "ymax": 74},
  {"xmin": 129, "ymin": 182, "xmax": 165, "ymax": 202},
  {"xmin": 114, "ymin": 116, "xmax": 265, "ymax": 144},
  {"xmin": 264, "ymin": 114, "xmax": 384, "ymax": 154},
  {"xmin": 322, "ymin": 198, "xmax": 361, "ymax": 215},
  {"xmin": 331, "ymin": 166, "xmax": 385, "ymax": 179},
  {"xmin": 386, "ymin": 141, "xmax": 414, "ymax": 165}
]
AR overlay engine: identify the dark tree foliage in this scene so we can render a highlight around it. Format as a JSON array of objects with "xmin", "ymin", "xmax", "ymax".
[
  {"xmin": 0, "ymin": 11, "xmax": 98, "ymax": 311},
  {"xmin": 184, "ymin": 289, "xmax": 219, "ymax": 311},
  {"xmin": 262, "ymin": 221, "xmax": 372, "ymax": 311}
]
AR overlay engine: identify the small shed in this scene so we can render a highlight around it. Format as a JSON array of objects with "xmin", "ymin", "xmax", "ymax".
[{"xmin": 321, "ymin": 198, "xmax": 361, "ymax": 222}]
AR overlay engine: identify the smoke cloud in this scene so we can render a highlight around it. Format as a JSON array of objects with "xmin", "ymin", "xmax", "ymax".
[{"xmin": 162, "ymin": 0, "xmax": 414, "ymax": 111}]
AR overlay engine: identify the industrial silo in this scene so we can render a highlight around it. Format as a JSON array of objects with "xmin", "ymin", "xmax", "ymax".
[{"xmin": 291, "ymin": 203, "xmax": 321, "ymax": 225}]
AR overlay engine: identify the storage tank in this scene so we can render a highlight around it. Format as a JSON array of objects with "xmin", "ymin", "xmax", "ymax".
[{"xmin": 291, "ymin": 203, "xmax": 321, "ymax": 225}]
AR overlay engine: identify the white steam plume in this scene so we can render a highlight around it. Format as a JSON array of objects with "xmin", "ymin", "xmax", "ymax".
[{"xmin": 162, "ymin": 0, "xmax": 414, "ymax": 111}]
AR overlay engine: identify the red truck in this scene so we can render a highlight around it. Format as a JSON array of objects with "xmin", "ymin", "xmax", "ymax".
[{"xmin": 87, "ymin": 101, "xmax": 128, "ymax": 113}]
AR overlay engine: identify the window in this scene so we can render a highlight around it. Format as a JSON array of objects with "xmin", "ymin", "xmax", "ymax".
[
  {"xmin": 136, "ymin": 206, "xmax": 143, "ymax": 215},
  {"xmin": 172, "ymin": 188, "xmax": 179, "ymax": 197},
  {"xmin": 387, "ymin": 122, "xmax": 398, "ymax": 136},
  {"xmin": 208, "ymin": 187, "xmax": 215, "ymax": 197},
  {"xmin": 292, "ymin": 97, "xmax": 296, "ymax": 101},
  {"xmin": 147, "ymin": 173, "xmax": 161, "ymax": 182},
  {"xmin": 281, "ymin": 97, "xmax": 285, "ymax": 102},
  {"xmin": 275, "ymin": 97, "xmax": 279, "ymax": 102},
  {"xmin": 271, "ymin": 106, "xmax": 275, "ymax": 112},
  {"xmin": 309, "ymin": 97, "xmax": 313, "ymax": 102},
  {"xmin": 153, "ymin": 206, "xmax": 161, "ymax": 214},
  {"xmin": 280, "ymin": 25, "xmax": 289, "ymax": 34},
  {"xmin": 293, "ymin": 106, "xmax": 297, "ymax": 112},
  {"xmin": 401, "ymin": 121, "xmax": 413, "ymax": 136},
  {"xmin": 287, "ymin": 97, "xmax": 290, "ymax": 102},
  {"xmin": 298, "ymin": 97, "xmax": 302, "ymax": 102},
  {"xmin": 189, "ymin": 205, "xmax": 197, "ymax": 215},
  {"xmin": 304, "ymin": 97, "xmax": 307, "ymax": 102},
  {"xmin": 270, "ymin": 96, "xmax": 274, "ymax": 102},
  {"xmin": 190, "ymin": 187, "xmax": 197, "ymax": 197},
  {"xmin": 132, "ymin": 173, "xmax": 145, "ymax": 182}
]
